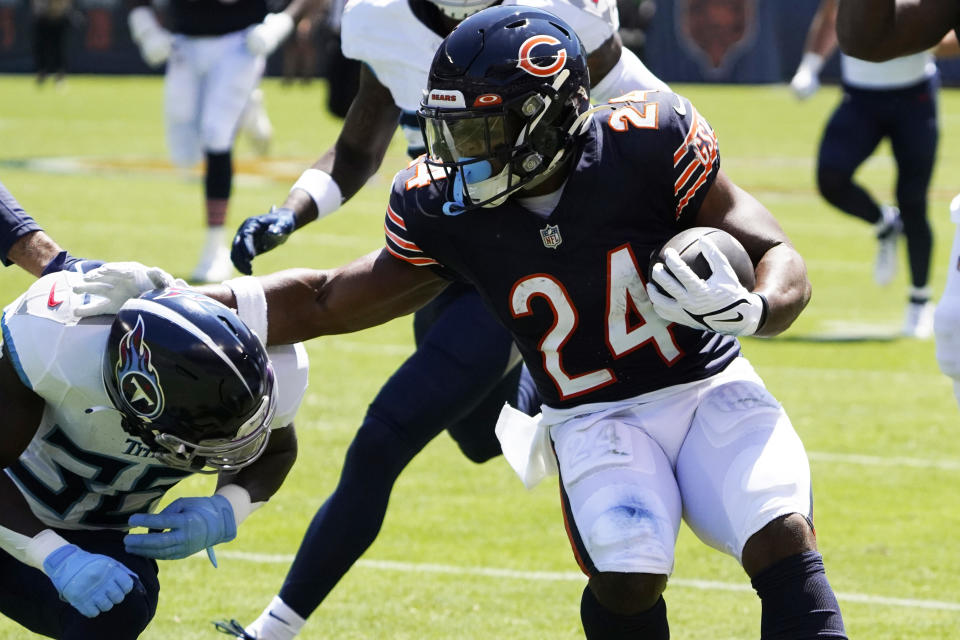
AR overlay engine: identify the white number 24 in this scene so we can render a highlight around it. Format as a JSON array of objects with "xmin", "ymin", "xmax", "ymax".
[{"xmin": 510, "ymin": 244, "xmax": 681, "ymax": 400}]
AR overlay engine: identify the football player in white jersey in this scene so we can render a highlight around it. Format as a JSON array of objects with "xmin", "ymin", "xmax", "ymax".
[
  {"xmin": 218, "ymin": 1, "xmax": 669, "ymax": 638},
  {"xmin": 791, "ymin": 0, "xmax": 949, "ymax": 337},
  {"xmin": 0, "ymin": 271, "xmax": 308, "ymax": 638},
  {"xmin": 127, "ymin": 0, "xmax": 308, "ymax": 283}
]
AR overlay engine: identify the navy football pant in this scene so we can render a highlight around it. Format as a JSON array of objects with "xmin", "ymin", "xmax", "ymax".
[
  {"xmin": 0, "ymin": 529, "xmax": 159, "ymax": 639},
  {"xmin": 817, "ymin": 77, "xmax": 937, "ymax": 289},
  {"xmin": 279, "ymin": 286, "xmax": 523, "ymax": 617}
]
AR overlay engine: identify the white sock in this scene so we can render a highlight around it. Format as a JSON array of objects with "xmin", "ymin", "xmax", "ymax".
[
  {"xmin": 246, "ymin": 596, "xmax": 306, "ymax": 640},
  {"xmin": 203, "ymin": 226, "xmax": 225, "ymax": 254},
  {"xmin": 909, "ymin": 286, "xmax": 932, "ymax": 303}
]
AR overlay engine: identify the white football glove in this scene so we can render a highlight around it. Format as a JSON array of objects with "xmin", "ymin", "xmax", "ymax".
[
  {"xmin": 646, "ymin": 237, "xmax": 766, "ymax": 337},
  {"xmin": 789, "ymin": 53, "xmax": 824, "ymax": 101},
  {"xmin": 128, "ymin": 6, "xmax": 172, "ymax": 67},
  {"xmin": 71, "ymin": 262, "xmax": 183, "ymax": 317},
  {"xmin": 246, "ymin": 12, "xmax": 295, "ymax": 57}
]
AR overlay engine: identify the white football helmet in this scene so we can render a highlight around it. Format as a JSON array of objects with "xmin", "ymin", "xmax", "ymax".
[{"xmin": 427, "ymin": 0, "xmax": 498, "ymax": 19}]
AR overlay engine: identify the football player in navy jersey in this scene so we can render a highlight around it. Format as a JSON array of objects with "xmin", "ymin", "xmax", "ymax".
[
  {"xmin": 80, "ymin": 7, "xmax": 847, "ymax": 638},
  {"xmin": 127, "ymin": 0, "xmax": 307, "ymax": 283},
  {"xmin": 0, "ymin": 178, "xmax": 100, "ymax": 277},
  {"xmin": 220, "ymin": 0, "xmax": 666, "ymax": 635},
  {"xmin": 0, "ymin": 278, "xmax": 308, "ymax": 639},
  {"xmin": 791, "ymin": 0, "xmax": 944, "ymax": 337},
  {"xmin": 834, "ymin": 0, "xmax": 960, "ymax": 403}
]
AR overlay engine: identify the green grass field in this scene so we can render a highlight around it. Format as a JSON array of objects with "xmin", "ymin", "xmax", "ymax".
[{"xmin": 1, "ymin": 74, "xmax": 959, "ymax": 639}]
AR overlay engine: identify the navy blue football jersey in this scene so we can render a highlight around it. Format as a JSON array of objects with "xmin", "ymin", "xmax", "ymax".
[
  {"xmin": 385, "ymin": 90, "xmax": 740, "ymax": 408},
  {"xmin": 168, "ymin": 0, "xmax": 267, "ymax": 36}
]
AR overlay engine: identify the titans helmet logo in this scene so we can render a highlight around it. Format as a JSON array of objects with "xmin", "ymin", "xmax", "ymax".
[
  {"xmin": 115, "ymin": 314, "xmax": 165, "ymax": 420},
  {"xmin": 517, "ymin": 35, "xmax": 567, "ymax": 77}
]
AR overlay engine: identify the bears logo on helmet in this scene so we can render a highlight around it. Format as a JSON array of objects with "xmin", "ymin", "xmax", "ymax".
[
  {"xmin": 517, "ymin": 35, "xmax": 567, "ymax": 77},
  {"xmin": 418, "ymin": 6, "xmax": 591, "ymax": 213}
]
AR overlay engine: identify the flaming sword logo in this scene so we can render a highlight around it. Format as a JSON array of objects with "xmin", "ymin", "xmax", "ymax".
[{"xmin": 115, "ymin": 315, "xmax": 165, "ymax": 420}]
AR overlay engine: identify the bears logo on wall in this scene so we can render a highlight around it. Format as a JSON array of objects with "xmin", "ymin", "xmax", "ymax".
[{"xmin": 676, "ymin": 0, "xmax": 757, "ymax": 78}]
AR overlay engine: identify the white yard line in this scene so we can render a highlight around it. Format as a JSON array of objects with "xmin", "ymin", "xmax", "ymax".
[
  {"xmin": 216, "ymin": 552, "xmax": 960, "ymax": 612},
  {"xmin": 808, "ymin": 451, "xmax": 960, "ymax": 471}
]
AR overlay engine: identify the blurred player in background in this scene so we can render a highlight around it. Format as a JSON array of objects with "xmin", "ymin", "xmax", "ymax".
[
  {"xmin": 791, "ymin": 0, "xmax": 945, "ymax": 337},
  {"xmin": 220, "ymin": 0, "xmax": 669, "ymax": 636},
  {"xmin": 127, "ymin": 0, "xmax": 306, "ymax": 283},
  {"xmin": 31, "ymin": 0, "xmax": 74, "ymax": 88},
  {"xmin": 1, "ymin": 178, "xmax": 99, "ymax": 277},
  {"xmin": 835, "ymin": 0, "xmax": 960, "ymax": 402},
  {"xmin": 282, "ymin": 0, "xmax": 324, "ymax": 85},
  {"xmin": 0, "ymin": 274, "xmax": 308, "ymax": 639}
]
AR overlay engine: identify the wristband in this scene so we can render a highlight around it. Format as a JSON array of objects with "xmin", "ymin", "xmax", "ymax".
[
  {"xmin": 754, "ymin": 292, "xmax": 769, "ymax": 333},
  {"xmin": 290, "ymin": 169, "xmax": 343, "ymax": 222},
  {"xmin": 224, "ymin": 276, "xmax": 268, "ymax": 343},
  {"xmin": 26, "ymin": 529, "xmax": 71, "ymax": 571},
  {"xmin": 215, "ymin": 484, "xmax": 264, "ymax": 527}
]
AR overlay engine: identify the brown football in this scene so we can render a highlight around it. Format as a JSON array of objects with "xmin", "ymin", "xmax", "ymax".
[{"xmin": 648, "ymin": 227, "xmax": 756, "ymax": 291}]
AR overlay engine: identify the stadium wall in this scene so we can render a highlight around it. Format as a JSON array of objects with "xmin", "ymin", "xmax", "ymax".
[{"xmin": 2, "ymin": 0, "xmax": 960, "ymax": 84}]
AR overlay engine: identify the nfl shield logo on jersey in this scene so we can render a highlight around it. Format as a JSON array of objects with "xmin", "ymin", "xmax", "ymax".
[{"xmin": 540, "ymin": 224, "xmax": 562, "ymax": 249}]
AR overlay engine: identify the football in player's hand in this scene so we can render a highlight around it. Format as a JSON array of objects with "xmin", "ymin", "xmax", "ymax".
[{"xmin": 648, "ymin": 227, "xmax": 755, "ymax": 291}]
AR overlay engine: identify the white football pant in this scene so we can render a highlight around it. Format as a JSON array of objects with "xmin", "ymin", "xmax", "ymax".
[
  {"xmin": 164, "ymin": 30, "xmax": 265, "ymax": 167},
  {"xmin": 551, "ymin": 357, "xmax": 812, "ymax": 575}
]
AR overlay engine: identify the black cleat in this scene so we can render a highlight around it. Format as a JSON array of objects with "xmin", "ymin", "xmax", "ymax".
[{"xmin": 213, "ymin": 619, "xmax": 256, "ymax": 639}]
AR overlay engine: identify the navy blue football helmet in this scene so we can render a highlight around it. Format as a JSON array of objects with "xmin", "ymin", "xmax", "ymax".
[
  {"xmin": 102, "ymin": 288, "xmax": 276, "ymax": 473},
  {"xmin": 418, "ymin": 6, "xmax": 590, "ymax": 213}
]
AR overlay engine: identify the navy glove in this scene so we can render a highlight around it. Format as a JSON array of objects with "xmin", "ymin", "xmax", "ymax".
[
  {"xmin": 43, "ymin": 544, "xmax": 137, "ymax": 618},
  {"xmin": 124, "ymin": 495, "xmax": 236, "ymax": 562},
  {"xmin": 230, "ymin": 206, "xmax": 296, "ymax": 275},
  {"xmin": 41, "ymin": 250, "xmax": 104, "ymax": 276}
]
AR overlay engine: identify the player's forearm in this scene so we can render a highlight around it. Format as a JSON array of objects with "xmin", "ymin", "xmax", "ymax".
[
  {"xmin": 837, "ymin": 0, "xmax": 956, "ymax": 60},
  {"xmin": 804, "ymin": 0, "xmax": 839, "ymax": 58},
  {"xmin": 281, "ymin": 132, "xmax": 394, "ymax": 228},
  {"xmin": 216, "ymin": 424, "xmax": 297, "ymax": 504},
  {"xmin": 0, "ymin": 474, "xmax": 59, "ymax": 570},
  {"xmin": 202, "ymin": 253, "xmax": 446, "ymax": 344},
  {"xmin": 752, "ymin": 243, "xmax": 811, "ymax": 338},
  {"xmin": 6, "ymin": 231, "xmax": 62, "ymax": 278},
  {"xmin": 260, "ymin": 257, "xmax": 443, "ymax": 343}
]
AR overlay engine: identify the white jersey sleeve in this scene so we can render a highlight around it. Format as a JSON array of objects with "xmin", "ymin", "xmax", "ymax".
[
  {"xmin": 341, "ymin": 0, "xmax": 443, "ymax": 111},
  {"xmin": 1, "ymin": 272, "xmax": 101, "ymax": 395},
  {"xmin": 510, "ymin": 0, "xmax": 619, "ymax": 52},
  {"xmin": 266, "ymin": 342, "xmax": 310, "ymax": 430}
]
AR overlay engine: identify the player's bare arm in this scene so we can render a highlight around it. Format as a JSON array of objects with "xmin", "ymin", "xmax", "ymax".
[
  {"xmin": 585, "ymin": 32, "xmax": 623, "ymax": 85},
  {"xmin": 693, "ymin": 169, "xmax": 812, "ymax": 337},
  {"xmin": 0, "ymin": 341, "xmax": 44, "ymax": 468},
  {"xmin": 6, "ymin": 231, "xmax": 65, "ymax": 279},
  {"xmin": 202, "ymin": 250, "xmax": 448, "ymax": 344},
  {"xmin": 837, "ymin": 0, "xmax": 959, "ymax": 60},
  {"xmin": 216, "ymin": 424, "xmax": 298, "ymax": 503},
  {"xmin": 283, "ymin": 67, "xmax": 403, "ymax": 227}
]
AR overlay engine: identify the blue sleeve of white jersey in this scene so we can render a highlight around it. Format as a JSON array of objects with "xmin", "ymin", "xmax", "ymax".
[{"xmin": 0, "ymin": 179, "xmax": 43, "ymax": 267}]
